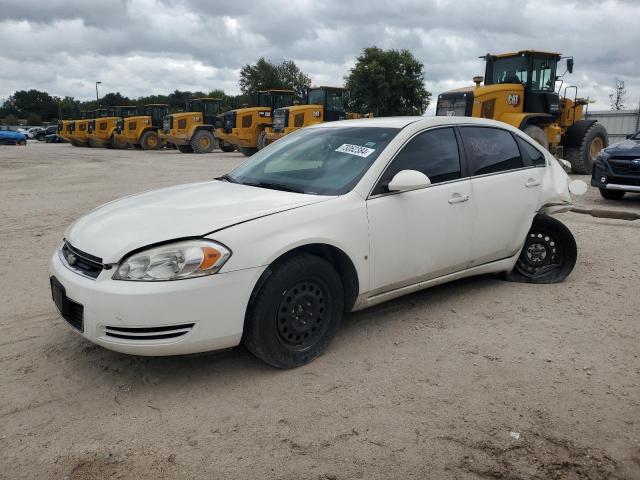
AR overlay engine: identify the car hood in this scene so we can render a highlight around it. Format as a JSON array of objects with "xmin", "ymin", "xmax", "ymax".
[
  {"xmin": 65, "ymin": 180, "xmax": 329, "ymax": 263},
  {"xmin": 604, "ymin": 138, "xmax": 640, "ymax": 157}
]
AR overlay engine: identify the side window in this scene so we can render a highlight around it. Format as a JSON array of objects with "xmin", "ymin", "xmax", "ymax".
[
  {"xmin": 374, "ymin": 127, "xmax": 461, "ymax": 194},
  {"xmin": 461, "ymin": 127, "xmax": 523, "ymax": 175},
  {"xmin": 516, "ymin": 136, "xmax": 546, "ymax": 166}
]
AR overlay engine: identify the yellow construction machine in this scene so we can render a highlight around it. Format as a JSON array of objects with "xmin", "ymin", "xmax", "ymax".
[
  {"xmin": 67, "ymin": 110, "xmax": 95, "ymax": 147},
  {"xmin": 114, "ymin": 104, "xmax": 169, "ymax": 150},
  {"xmin": 436, "ymin": 50, "xmax": 608, "ymax": 173},
  {"xmin": 87, "ymin": 106, "xmax": 138, "ymax": 148},
  {"xmin": 216, "ymin": 89, "xmax": 296, "ymax": 156},
  {"xmin": 160, "ymin": 98, "xmax": 222, "ymax": 153}
]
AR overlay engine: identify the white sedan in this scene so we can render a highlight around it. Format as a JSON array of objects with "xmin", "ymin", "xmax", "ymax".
[{"xmin": 50, "ymin": 116, "xmax": 582, "ymax": 368}]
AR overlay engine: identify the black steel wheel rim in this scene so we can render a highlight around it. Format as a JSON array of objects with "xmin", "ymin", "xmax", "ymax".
[
  {"xmin": 276, "ymin": 278, "xmax": 329, "ymax": 350},
  {"xmin": 515, "ymin": 230, "xmax": 562, "ymax": 278}
]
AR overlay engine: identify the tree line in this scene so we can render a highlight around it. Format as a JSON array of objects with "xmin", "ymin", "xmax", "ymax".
[{"xmin": 0, "ymin": 47, "xmax": 432, "ymax": 125}]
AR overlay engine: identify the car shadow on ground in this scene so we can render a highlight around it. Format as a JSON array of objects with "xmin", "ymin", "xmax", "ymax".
[{"xmin": 60, "ymin": 273, "xmax": 504, "ymax": 390}]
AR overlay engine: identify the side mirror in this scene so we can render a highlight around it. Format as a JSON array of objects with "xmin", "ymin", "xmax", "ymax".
[
  {"xmin": 387, "ymin": 170, "xmax": 431, "ymax": 192},
  {"xmin": 566, "ymin": 58, "xmax": 574, "ymax": 74}
]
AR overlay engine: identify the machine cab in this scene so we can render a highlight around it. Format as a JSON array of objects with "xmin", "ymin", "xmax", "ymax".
[
  {"xmin": 484, "ymin": 50, "xmax": 562, "ymax": 117},
  {"xmin": 142, "ymin": 104, "xmax": 169, "ymax": 128},
  {"xmin": 115, "ymin": 106, "xmax": 139, "ymax": 118},
  {"xmin": 187, "ymin": 98, "xmax": 223, "ymax": 125},
  {"xmin": 254, "ymin": 90, "xmax": 296, "ymax": 111},
  {"xmin": 307, "ymin": 87, "xmax": 346, "ymax": 122}
]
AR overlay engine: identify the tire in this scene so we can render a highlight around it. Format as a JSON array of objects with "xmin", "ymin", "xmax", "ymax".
[
  {"xmin": 238, "ymin": 147, "xmax": 258, "ymax": 157},
  {"xmin": 504, "ymin": 214, "xmax": 577, "ymax": 284},
  {"xmin": 140, "ymin": 130, "xmax": 161, "ymax": 150},
  {"xmin": 243, "ymin": 253, "xmax": 344, "ymax": 368},
  {"xmin": 177, "ymin": 145, "xmax": 194, "ymax": 153},
  {"xmin": 133, "ymin": 144, "xmax": 143, "ymax": 150},
  {"xmin": 220, "ymin": 144, "xmax": 235, "ymax": 153},
  {"xmin": 257, "ymin": 130, "xmax": 268, "ymax": 150},
  {"xmin": 18, "ymin": 140, "xmax": 26, "ymax": 146},
  {"xmin": 109, "ymin": 134, "xmax": 128, "ymax": 149},
  {"xmin": 599, "ymin": 188, "xmax": 625, "ymax": 200},
  {"xmin": 565, "ymin": 123, "xmax": 608, "ymax": 174},
  {"xmin": 36, "ymin": 134, "xmax": 45, "ymax": 141},
  {"xmin": 523, "ymin": 125, "xmax": 549, "ymax": 150},
  {"xmin": 190, "ymin": 130, "xmax": 216, "ymax": 153}
]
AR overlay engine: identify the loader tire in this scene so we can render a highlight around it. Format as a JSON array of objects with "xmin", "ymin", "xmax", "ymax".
[
  {"xmin": 109, "ymin": 134, "xmax": 128, "ymax": 149},
  {"xmin": 565, "ymin": 123, "xmax": 608, "ymax": 174},
  {"xmin": 177, "ymin": 145, "xmax": 194, "ymax": 153},
  {"xmin": 220, "ymin": 144, "xmax": 235, "ymax": 153},
  {"xmin": 523, "ymin": 125, "xmax": 549, "ymax": 150},
  {"xmin": 238, "ymin": 147, "xmax": 258, "ymax": 157},
  {"xmin": 190, "ymin": 130, "xmax": 215, "ymax": 153},
  {"xmin": 140, "ymin": 131, "xmax": 161, "ymax": 150}
]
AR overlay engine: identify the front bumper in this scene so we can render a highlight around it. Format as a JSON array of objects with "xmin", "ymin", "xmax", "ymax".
[
  {"xmin": 591, "ymin": 158, "xmax": 640, "ymax": 192},
  {"xmin": 49, "ymin": 250, "xmax": 265, "ymax": 356}
]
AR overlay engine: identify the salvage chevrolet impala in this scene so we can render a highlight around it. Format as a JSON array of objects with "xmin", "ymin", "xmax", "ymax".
[{"xmin": 50, "ymin": 117, "xmax": 582, "ymax": 368}]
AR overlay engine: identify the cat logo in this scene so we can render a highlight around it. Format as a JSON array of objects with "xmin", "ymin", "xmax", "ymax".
[
  {"xmin": 507, "ymin": 94, "xmax": 520, "ymax": 106},
  {"xmin": 194, "ymin": 116, "xmax": 201, "ymax": 122},
  {"xmin": 312, "ymin": 111, "xmax": 321, "ymax": 118}
]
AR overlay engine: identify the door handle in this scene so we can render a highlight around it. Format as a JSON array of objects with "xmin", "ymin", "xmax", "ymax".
[
  {"xmin": 525, "ymin": 178, "xmax": 541, "ymax": 188},
  {"xmin": 448, "ymin": 193, "xmax": 470, "ymax": 204}
]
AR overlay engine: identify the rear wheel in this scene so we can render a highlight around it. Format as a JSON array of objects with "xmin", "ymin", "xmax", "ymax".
[
  {"xmin": 257, "ymin": 130, "xmax": 268, "ymax": 150},
  {"xmin": 220, "ymin": 143, "xmax": 235, "ymax": 153},
  {"xmin": 243, "ymin": 254, "xmax": 344, "ymax": 368},
  {"xmin": 599, "ymin": 188, "xmax": 625, "ymax": 200},
  {"xmin": 505, "ymin": 214, "xmax": 577, "ymax": 284},
  {"xmin": 565, "ymin": 123, "xmax": 608, "ymax": 174},
  {"xmin": 523, "ymin": 125, "xmax": 549, "ymax": 150},
  {"xmin": 238, "ymin": 147, "xmax": 258, "ymax": 157},
  {"xmin": 140, "ymin": 131, "xmax": 161, "ymax": 150},
  {"xmin": 18, "ymin": 140, "xmax": 26, "ymax": 146},
  {"xmin": 109, "ymin": 134, "xmax": 128, "ymax": 149},
  {"xmin": 177, "ymin": 145, "xmax": 194, "ymax": 153},
  {"xmin": 190, "ymin": 130, "xmax": 215, "ymax": 153}
]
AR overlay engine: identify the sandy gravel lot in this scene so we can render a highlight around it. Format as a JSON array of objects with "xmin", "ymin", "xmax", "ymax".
[{"xmin": 1, "ymin": 142, "xmax": 639, "ymax": 479}]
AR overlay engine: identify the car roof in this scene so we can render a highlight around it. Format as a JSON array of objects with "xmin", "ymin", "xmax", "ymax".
[{"xmin": 309, "ymin": 115, "xmax": 520, "ymax": 131}]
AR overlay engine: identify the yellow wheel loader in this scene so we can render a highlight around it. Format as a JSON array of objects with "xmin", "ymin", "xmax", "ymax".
[
  {"xmin": 57, "ymin": 120, "xmax": 74, "ymax": 143},
  {"xmin": 216, "ymin": 89, "xmax": 296, "ymax": 156},
  {"xmin": 87, "ymin": 106, "xmax": 138, "ymax": 148},
  {"xmin": 265, "ymin": 86, "xmax": 370, "ymax": 144},
  {"xmin": 436, "ymin": 50, "xmax": 608, "ymax": 174},
  {"xmin": 68, "ymin": 110, "xmax": 95, "ymax": 147},
  {"xmin": 114, "ymin": 104, "xmax": 169, "ymax": 150},
  {"xmin": 160, "ymin": 98, "xmax": 222, "ymax": 153}
]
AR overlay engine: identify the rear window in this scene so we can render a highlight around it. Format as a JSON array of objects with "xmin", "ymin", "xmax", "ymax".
[{"xmin": 516, "ymin": 136, "xmax": 546, "ymax": 166}]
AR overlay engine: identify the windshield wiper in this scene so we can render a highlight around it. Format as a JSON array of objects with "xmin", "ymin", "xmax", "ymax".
[
  {"xmin": 242, "ymin": 181, "xmax": 306, "ymax": 194},
  {"xmin": 216, "ymin": 174, "xmax": 237, "ymax": 183}
]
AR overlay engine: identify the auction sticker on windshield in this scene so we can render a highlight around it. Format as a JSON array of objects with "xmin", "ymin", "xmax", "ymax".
[{"xmin": 335, "ymin": 143, "xmax": 375, "ymax": 158}]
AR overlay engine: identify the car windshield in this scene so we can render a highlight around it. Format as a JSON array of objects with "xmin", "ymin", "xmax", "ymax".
[{"xmin": 226, "ymin": 126, "xmax": 400, "ymax": 195}]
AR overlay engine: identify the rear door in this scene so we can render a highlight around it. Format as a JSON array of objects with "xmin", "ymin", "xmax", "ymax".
[{"xmin": 460, "ymin": 126, "xmax": 545, "ymax": 267}]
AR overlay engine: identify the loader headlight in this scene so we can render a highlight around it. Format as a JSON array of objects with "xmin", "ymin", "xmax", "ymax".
[{"xmin": 112, "ymin": 240, "xmax": 231, "ymax": 281}]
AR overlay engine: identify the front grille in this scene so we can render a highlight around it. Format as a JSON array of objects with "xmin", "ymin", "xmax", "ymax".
[
  {"xmin": 272, "ymin": 109, "xmax": 288, "ymax": 132},
  {"xmin": 60, "ymin": 241, "xmax": 104, "ymax": 279},
  {"xmin": 223, "ymin": 111, "xmax": 237, "ymax": 133},
  {"xmin": 436, "ymin": 92, "xmax": 473, "ymax": 117},
  {"xmin": 104, "ymin": 323, "xmax": 195, "ymax": 341},
  {"xmin": 609, "ymin": 158, "xmax": 640, "ymax": 176}
]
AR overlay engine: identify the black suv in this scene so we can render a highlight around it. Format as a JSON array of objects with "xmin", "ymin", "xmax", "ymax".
[{"xmin": 591, "ymin": 131, "xmax": 640, "ymax": 200}]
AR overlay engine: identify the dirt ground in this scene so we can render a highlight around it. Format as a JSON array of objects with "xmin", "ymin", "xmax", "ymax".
[{"xmin": 1, "ymin": 141, "xmax": 639, "ymax": 480}]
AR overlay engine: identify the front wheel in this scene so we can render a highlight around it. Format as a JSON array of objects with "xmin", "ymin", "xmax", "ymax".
[
  {"xmin": 505, "ymin": 214, "xmax": 577, "ymax": 284},
  {"xmin": 177, "ymin": 145, "xmax": 194, "ymax": 153},
  {"xmin": 243, "ymin": 254, "xmax": 344, "ymax": 368},
  {"xmin": 140, "ymin": 131, "xmax": 161, "ymax": 150},
  {"xmin": 599, "ymin": 188, "xmax": 625, "ymax": 200},
  {"xmin": 190, "ymin": 130, "xmax": 215, "ymax": 153},
  {"xmin": 238, "ymin": 147, "xmax": 258, "ymax": 157}
]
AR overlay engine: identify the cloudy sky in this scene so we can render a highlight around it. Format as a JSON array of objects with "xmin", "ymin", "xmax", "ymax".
[{"xmin": 1, "ymin": 0, "xmax": 639, "ymax": 113}]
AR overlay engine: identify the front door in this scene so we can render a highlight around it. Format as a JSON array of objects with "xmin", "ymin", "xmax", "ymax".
[{"xmin": 367, "ymin": 127, "xmax": 473, "ymax": 293}]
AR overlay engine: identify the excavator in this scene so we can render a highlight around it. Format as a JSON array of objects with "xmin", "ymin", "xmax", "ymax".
[
  {"xmin": 436, "ymin": 50, "xmax": 608, "ymax": 173},
  {"xmin": 114, "ymin": 104, "xmax": 169, "ymax": 150},
  {"xmin": 216, "ymin": 89, "xmax": 296, "ymax": 156},
  {"xmin": 160, "ymin": 98, "xmax": 222, "ymax": 153}
]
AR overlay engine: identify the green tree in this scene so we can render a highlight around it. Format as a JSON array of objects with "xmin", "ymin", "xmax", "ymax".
[
  {"xmin": 2, "ymin": 89, "xmax": 59, "ymax": 121},
  {"xmin": 2, "ymin": 114, "xmax": 19, "ymax": 125},
  {"xmin": 345, "ymin": 47, "xmax": 431, "ymax": 116},
  {"xmin": 27, "ymin": 113, "xmax": 42, "ymax": 125},
  {"xmin": 239, "ymin": 58, "xmax": 311, "ymax": 99},
  {"xmin": 100, "ymin": 92, "xmax": 134, "ymax": 107}
]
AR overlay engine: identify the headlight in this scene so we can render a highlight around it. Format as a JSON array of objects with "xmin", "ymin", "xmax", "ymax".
[{"xmin": 112, "ymin": 240, "xmax": 231, "ymax": 281}]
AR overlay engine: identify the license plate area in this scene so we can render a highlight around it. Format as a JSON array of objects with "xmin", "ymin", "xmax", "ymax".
[{"xmin": 50, "ymin": 276, "xmax": 84, "ymax": 332}]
